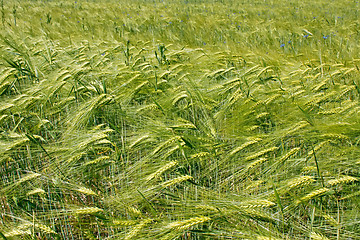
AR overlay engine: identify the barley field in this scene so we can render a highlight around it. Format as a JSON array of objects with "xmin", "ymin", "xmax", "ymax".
[{"xmin": 0, "ymin": 0, "xmax": 360, "ymax": 239}]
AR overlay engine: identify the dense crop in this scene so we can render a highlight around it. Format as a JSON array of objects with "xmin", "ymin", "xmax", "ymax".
[{"xmin": 1, "ymin": 0, "xmax": 360, "ymax": 239}]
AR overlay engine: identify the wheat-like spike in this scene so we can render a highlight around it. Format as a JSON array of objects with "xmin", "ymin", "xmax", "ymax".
[
  {"xmin": 312, "ymin": 78, "xmax": 328, "ymax": 92},
  {"xmin": 172, "ymin": 92, "xmax": 188, "ymax": 106},
  {"xmin": 250, "ymin": 99, "xmax": 265, "ymax": 109},
  {"xmin": 312, "ymin": 72, "xmax": 323, "ymax": 81},
  {"xmin": 321, "ymin": 133, "xmax": 349, "ymax": 141},
  {"xmin": 256, "ymin": 66, "xmax": 274, "ymax": 78},
  {"xmin": 311, "ymin": 232, "xmax": 330, "ymax": 240},
  {"xmin": 74, "ymin": 207, "xmax": 103, "ymax": 215},
  {"xmin": 207, "ymin": 68, "xmax": 226, "ymax": 78},
  {"xmin": 229, "ymin": 138, "xmax": 261, "ymax": 156},
  {"xmin": 84, "ymin": 156, "xmax": 111, "ymax": 166},
  {"xmin": 247, "ymin": 125, "xmax": 260, "ymax": 131},
  {"xmin": 34, "ymin": 223, "xmax": 56, "ymax": 234},
  {"xmin": 198, "ymin": 134, "xmax": 217, "ymax": 143},
  {"xmin": 278, "ymin": 147, "xmax": 300, "ymax": 163},
  {"xmin": 294, "ymin": 88, "xmax": 306, "ymax": 96},
  {"xmin": 0, "ymin": 103, "xmax": 14, "ymax": 113},
  {"xmin": 54, "ymin": 69, "xmax": 71, "ymax": 81},
  {"xmin": 195, "ymin": 205, "xmax": 218, "ymax": 212},
  {"xmin": 246, "ymin": 158, "xmax": 268, "ymax": 170},
  {"xmin": 113, "ymin": 220, "xmax": 137, "ymax": 226},
  {"xmin": 307, "ymin": 140, "xmax": 330, "ymax": 157},
  {"xmin": 240, "ymin": 208, "xmax": 273, "ymax": 221},
  {"xmin": 152, "ymin": 136, "xmax": 182, "ymax": 155},
  {"xmin": 256, "ymin": 112, "xmax": 269, "ymax": 119},
  {"xmin": 265, "ymin": 93, "xmax": 282, "ymax": 105},
  {"xmin": 4, "ymin": 229, "xmax": 31, "ymax": 237},
  {"xmin": 26, "ymin": 188, "xmax": 45, "ymax": 196},
  {"xmin": 337, "ymin": 85, "xmax": 356, "ymax": 100},
  {"xmin": 66, "ymin": 94, "xmax": 114, "ymax": 132},
  {"xmin": 287, "ymin": 176, "xmax": 315, "ymax": 189},
  {"xmin": 339, "ymin": 102, "xmax": 357, "ymax": 114},
  {"xmin": 298, "ymin": 188, "xmax": 330, "ymax": 203},
  {"xmin": 0, "ymin": 67, "xmax": 16, "ymax": 82},
  {"xmin": 162, "ymin": 144, "xmax": 183, "ymax": 159},
  {"xmin": 344, "ymin": 106, "xmax": 360, "ymax": 118},
  {"xmin": 53, "ymin": 96, "xmax": 76, "ymax": 108},
  {"xmin": 257, "ymin": 236, "xmax": 282, "ymax": 240},
  {"xmin": 170, "ymin": 123, "xmax": 197, "ymax": 129},
  {"xmin": 342, "ymin": 67, "xmax": 356, "ymax": 75},
  {"xmin": 191, "ymin": 152, "xmax": 211, "ymax": 159},
  {"xmin": 285, "ymin": 121, "xmax": 309, "ymax": 136},
  {"xmin": 245, "ymin": 180, "xmax": 265, "ymax": 191},
  {"xmin": 67, "ymin": 152, "xmax": 87, "ymax": 163},
  {"xmin": 77, "ymin": 132, "xmax": 110, "ymax": 149},
  {"xmin": 128, "ymin": 206, "xmax": 142, "ymax": 216},
  {"xmin": 0, "ymin": 84, "xmax": 12, "ymax": 96},
  {"xmin": 301, "ymin": 166, "xmax": 318, "ymax": 173},
  {"xmin": 5, "ymin": 138, "xmax": 30, "ymax": 152},
  {"xmin": 15, "ymin": 173, "xmax": 41, "ymax": 185},
  {"xmin": 227, "ymin": 88, "xmax": 243, "ymax": 105},
  {"xmin": 318, "ymin": 107, "xmax": 343, "ymax": 115},
  {"xmin": 146, "ymin": 161, "xmax": 178, "ymax": 181},
  {"xmin": 320, "ymin": 213, "xmax": 338, "ymax": 227},
  {"xmin": 340, "ymin": 190, "xmax": 360, "ymax": 200},
  {"xmin": 305, "ymin": 91, "xmax": 337, "ymax": 106},
  {"xmin": 129, "ymin": 134, "xmax": 150, "ymax": 149},
  {"xmin": 4, "ymin": 221, "xmax": 56, "ymax": 236},
  {"xmin": 209, "ymin": 84, "xmax": 224, "ymax": 91},
  {"xmin": 161, "ymin": 175, "xmax": 193, "ymax": 188},
  {"xmin": 75, "ymin": 186, "xmax": 97, "ymax": 196},
  {"xmin": 327, "ymin": 176, "xmax": 358, "ymax": 186},
  {"xmin": 133, "ymin": 80, "xmax": 149, "ymax": 92},
  {"xmin": 137, "ymin": 103, "xmax": 158, "ymax": 113},
  {"xmin": 166, "ymin": 216, "xmax": 211, "ymax": 231},
  {"xmin": 304, "ymin": 93, "xmax": 324, "ymax": 106},
  {"xmin": 0, "ymin": 114, "xmax": 8, "ymax": 122},
  {"xmin": 125, "ymin": 219, "xmax": 153, "ymax": 240},
  {"xmin": 239, "ymin": 200, "xmax": 275, "ymax": 208},
  {"xmin": 95, "ymin": 139, "xmax": 113, "ymax": 146},
  {"xmin": 245, "ymin": 147, "xmax": 278, "ymax": 161}
]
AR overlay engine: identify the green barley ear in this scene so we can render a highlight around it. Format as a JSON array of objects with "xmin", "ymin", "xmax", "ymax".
[
  {"xmin": 310, "ymin": 232, "xmax": 330, "ymax": 240},
  {"xmin": 166, "ymin": 216, "xmax": 210, "ymax": 231},
  {"xmin": 340, "ymin": 190, "xmax": 360, "ymax": 200},
  {"xmin": 112, "ymin": 220, "xmax": 137, "ymax": 226},
  {"xmin": 26, "ymin": 188, "xmax": 45, "ymax": 196},
  {"xmin": 239, "ymin": 199, "xmax": 275, "ymax": 208},
  {"xmin": 65, "ymin": 94, "xmax": 114, "ymax": 133},
  {"xmin": 73, "ymin": 207, "xmax": 103, "ymax": 215},
  {"xmin": 229, "ymin": 137, "xmax": 262, "ymax": 156},
  {"xmin": 257, "ymin": 236, "xmax": 282, "ymax": 240},
  {"xmin": 245, "ymin": 147, "xmax": 278, "ymax": 161},
  {"xmin": 327, "ymin": 176, "xmax": 358, "ymax": 186},
  {"xmin": 287, "ymin": 176, "xmax": 315, "ymax": 189},
  {"xmin": 74, "ymin": 186, "xmax": 98, "ymax": 196},
  {"xmin": 246, "ymin": 158, "xmax": 268, "ymax": 171},
  {"xmin": 297, "ymin": 188, "xmax": 331, "ymax": 204},
  {"xmin": 278, "ymin": 147, "xmax": 300, "ymax": 163},
  {"xmin": 145, "ymin": 161, "xmax": 177, "ymax": 181},
  {"xmin": 125, "ymin": 219, "xmax": 153, "ymax": 240},
  {"xmin": 284, "ymin": 120, "xmax": 310, "ymax": 136},
  {"xmin": 161, "ymin": 175, "xmax": 193, "ymax": 188}
]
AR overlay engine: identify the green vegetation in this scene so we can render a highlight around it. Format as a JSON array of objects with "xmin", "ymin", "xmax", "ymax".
[{"xmin": 1, "ymin": 0, "xmax": 360, "ymax": 239}]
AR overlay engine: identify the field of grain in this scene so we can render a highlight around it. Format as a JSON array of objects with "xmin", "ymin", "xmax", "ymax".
[{"xmin": 0, "ymin": 0, "xmax": 360, "ymax": 239}]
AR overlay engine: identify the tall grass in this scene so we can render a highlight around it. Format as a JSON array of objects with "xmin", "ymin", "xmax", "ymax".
[{"xmin": 1, "ymin": 0, "xmax": 360, "ymax": 239}]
